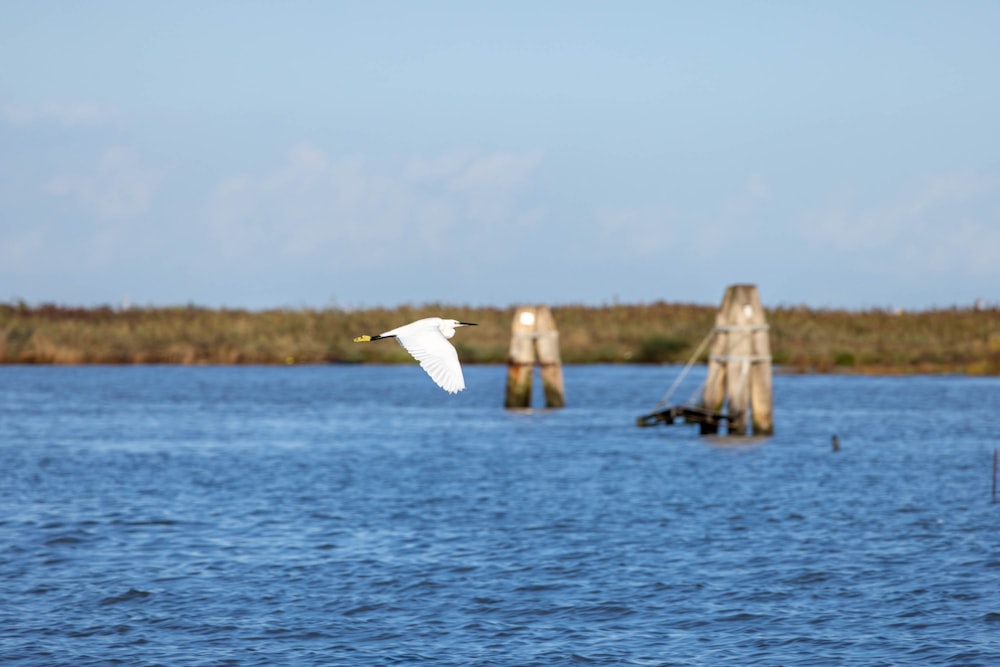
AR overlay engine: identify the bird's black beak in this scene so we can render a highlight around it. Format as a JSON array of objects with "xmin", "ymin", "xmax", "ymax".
[{"xmin": 458, "ymin": 322, "xmax": 477, "ymax": 326}]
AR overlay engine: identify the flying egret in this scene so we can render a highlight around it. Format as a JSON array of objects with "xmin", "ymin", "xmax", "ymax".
[{"xmin": 353, "ymin": 317, "xmax": 477, "ymax": 394}]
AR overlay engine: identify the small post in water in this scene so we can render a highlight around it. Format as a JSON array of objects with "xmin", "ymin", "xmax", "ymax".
[{"xmin": 993, "ymin": 448, "xmax": 997, "ymax": 504}]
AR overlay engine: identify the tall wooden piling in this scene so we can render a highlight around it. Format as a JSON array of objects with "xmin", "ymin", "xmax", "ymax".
[
  {"xmin": 699, "ymin": 285, "xmax": 773, "ymax": 435},
  {"xmin": 505, "ymin": 305, "xmax": 566, "ymax": 409},
  {"xmin": 505, "ymin": 308, "xmax": 536, "ymax": 408}
]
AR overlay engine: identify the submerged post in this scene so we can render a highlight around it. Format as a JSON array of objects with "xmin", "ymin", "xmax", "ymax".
[
  {"xmin": 504, "ymin": 305, "xmax": 566, "ymax": 409},
  {"xmin": 993, "ymin": 448, "xmax": 997, "ymax": 504},
  {"xmin": 699, "ymin": 284, "xmax": 773, "ymax": 436}
]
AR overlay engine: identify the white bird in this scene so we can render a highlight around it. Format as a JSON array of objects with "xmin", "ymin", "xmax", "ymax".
[{"xmin": 353, "ymin": 317, "xmax": 477, "ymax": 394}]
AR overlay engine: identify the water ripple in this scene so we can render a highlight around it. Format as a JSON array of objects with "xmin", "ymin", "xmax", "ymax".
[{"xmin": 1, "ymin": 366, "xmax": 999, "ymax": 665}]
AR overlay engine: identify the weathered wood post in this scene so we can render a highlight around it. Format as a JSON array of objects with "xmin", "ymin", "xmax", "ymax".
[
  {"xmin": 505, "ymin": 307, "xmax": 536, "ymax": 408},
  {"xmin": 699, "ymin": 284, "xmax": 773, "ymax": 435},
  {"xmin": 700, "ymin": 293, "xmax": 731, "ymax": 435},
  {"xmin": 504, "ymin": 305, "xmax": 566, "ymax": 409},
  {"xmin": 534, "ymin": 306, "xmax": 566, "ymax": 408},
  {"xmin": 749, "ymin": 298, "xmax": 774, "ymax": 435}
]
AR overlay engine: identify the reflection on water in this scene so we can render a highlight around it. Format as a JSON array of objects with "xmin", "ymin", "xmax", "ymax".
[{"xmin": 699, "ymin": 435, "xmax": 770, "ymax": 449}]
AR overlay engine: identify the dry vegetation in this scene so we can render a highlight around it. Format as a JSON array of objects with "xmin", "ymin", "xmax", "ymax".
[{"xmin": 2, "ymin": 301, "xmax": 999, "ymax": 375}]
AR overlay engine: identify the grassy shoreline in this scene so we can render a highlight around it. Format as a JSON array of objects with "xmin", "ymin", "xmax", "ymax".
[{"xmin": 2, "ymin": 301, "xmax": 999, "ymax": 375}]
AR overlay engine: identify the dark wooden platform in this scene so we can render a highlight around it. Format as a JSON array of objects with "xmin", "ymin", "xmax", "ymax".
[{"xmin": 636, "ymin": 405, "xmax": 730, "ymax": 433}]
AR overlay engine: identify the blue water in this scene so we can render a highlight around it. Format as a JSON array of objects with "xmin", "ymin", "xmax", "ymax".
[{"xmin": 1, "ymin": 364, "xmax": 999, "ymax": 666}]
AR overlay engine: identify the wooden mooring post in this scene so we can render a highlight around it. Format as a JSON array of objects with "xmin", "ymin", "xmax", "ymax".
[
  {"xmin": 700, "ymin": 284, "xmax": 773, "ymax": 435},
  {"xmin": 637, "ymin": 284, "xmax": 773, "ymax": 435},
  {"xmin": 505, "ymin": 305, "xmax": 566, "ymax": 409}
]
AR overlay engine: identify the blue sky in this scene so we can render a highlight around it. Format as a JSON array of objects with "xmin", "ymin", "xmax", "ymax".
[{"xmin": 2, "ymin": 2, "xmax": 999, "ymax": 310}]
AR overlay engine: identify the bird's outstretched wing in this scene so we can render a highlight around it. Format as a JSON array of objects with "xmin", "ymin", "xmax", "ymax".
[{"xmin": 395, "ymin": 333, "xmax": 466, "ymax": 394}]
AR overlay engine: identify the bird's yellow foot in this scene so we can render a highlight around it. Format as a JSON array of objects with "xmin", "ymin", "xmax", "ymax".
[{"xmin": 353, "ymin": 335, "xmax": 372, "ymax": 342}]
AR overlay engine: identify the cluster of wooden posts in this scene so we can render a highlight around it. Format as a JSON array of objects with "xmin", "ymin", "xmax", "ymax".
[
  {"xmin": 505, "ymin": 285, "xmax": 775, "ymax": 437},
  {"xmin": 632, "ymin": 284, "xmax": 774, "ymax": 435},
  {"xmin": 504, "ymin": 305, "xmax": 566, "ymax": 409},
  {"xmin": 695, "ymin": 284, "xmax": 773, "ymax": 435}
]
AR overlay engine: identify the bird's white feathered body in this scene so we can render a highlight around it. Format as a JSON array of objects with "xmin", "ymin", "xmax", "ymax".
[{"xmin": 353, "ymin": 317, "xmax": 476, "ymax": 394}]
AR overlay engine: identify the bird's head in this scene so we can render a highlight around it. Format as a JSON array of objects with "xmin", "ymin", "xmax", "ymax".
[{"xmin": 439, "ymin": 319, "xmax": 477, "ymax": 339}]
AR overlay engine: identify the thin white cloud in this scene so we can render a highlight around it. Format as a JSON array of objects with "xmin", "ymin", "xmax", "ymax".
[
  {"xmin": 203, "ymin": 144, "xmax": 546, "ymax": 267},
  {"xmin": 0, "ymin": 227, "xmax": 46, "ymax": 272},
  {"xmin": 800, "ymin": 172, "xmax": 1000, "ymax": 276},
  {"xmin": 743, "ymin": 174, "xmax": 770, "ymax": 201},
  {"xmin": 1, "ymin": 100, "xmax": 119, "ymax": 127},
  {"xmin": 594, "ymin": 207, "xmax": 676, "ymax": 258},
  {"xmin": 920, "ymin": 221, "xmax": 1000, "ymax": 276},
  {"xmin": 29, "ymin": 147, "xmax": 164, "ymax": 271},
  {"xmin": 593, "ymin": 174, "xmax": 770, "ymax": 260},
  {"xmin": 44, "ymin": 147, "xmax": 160, "ymax": 221},
  {"xmin": 446, "ymin": 151, "xmax": 544, "ymax": 193}
]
